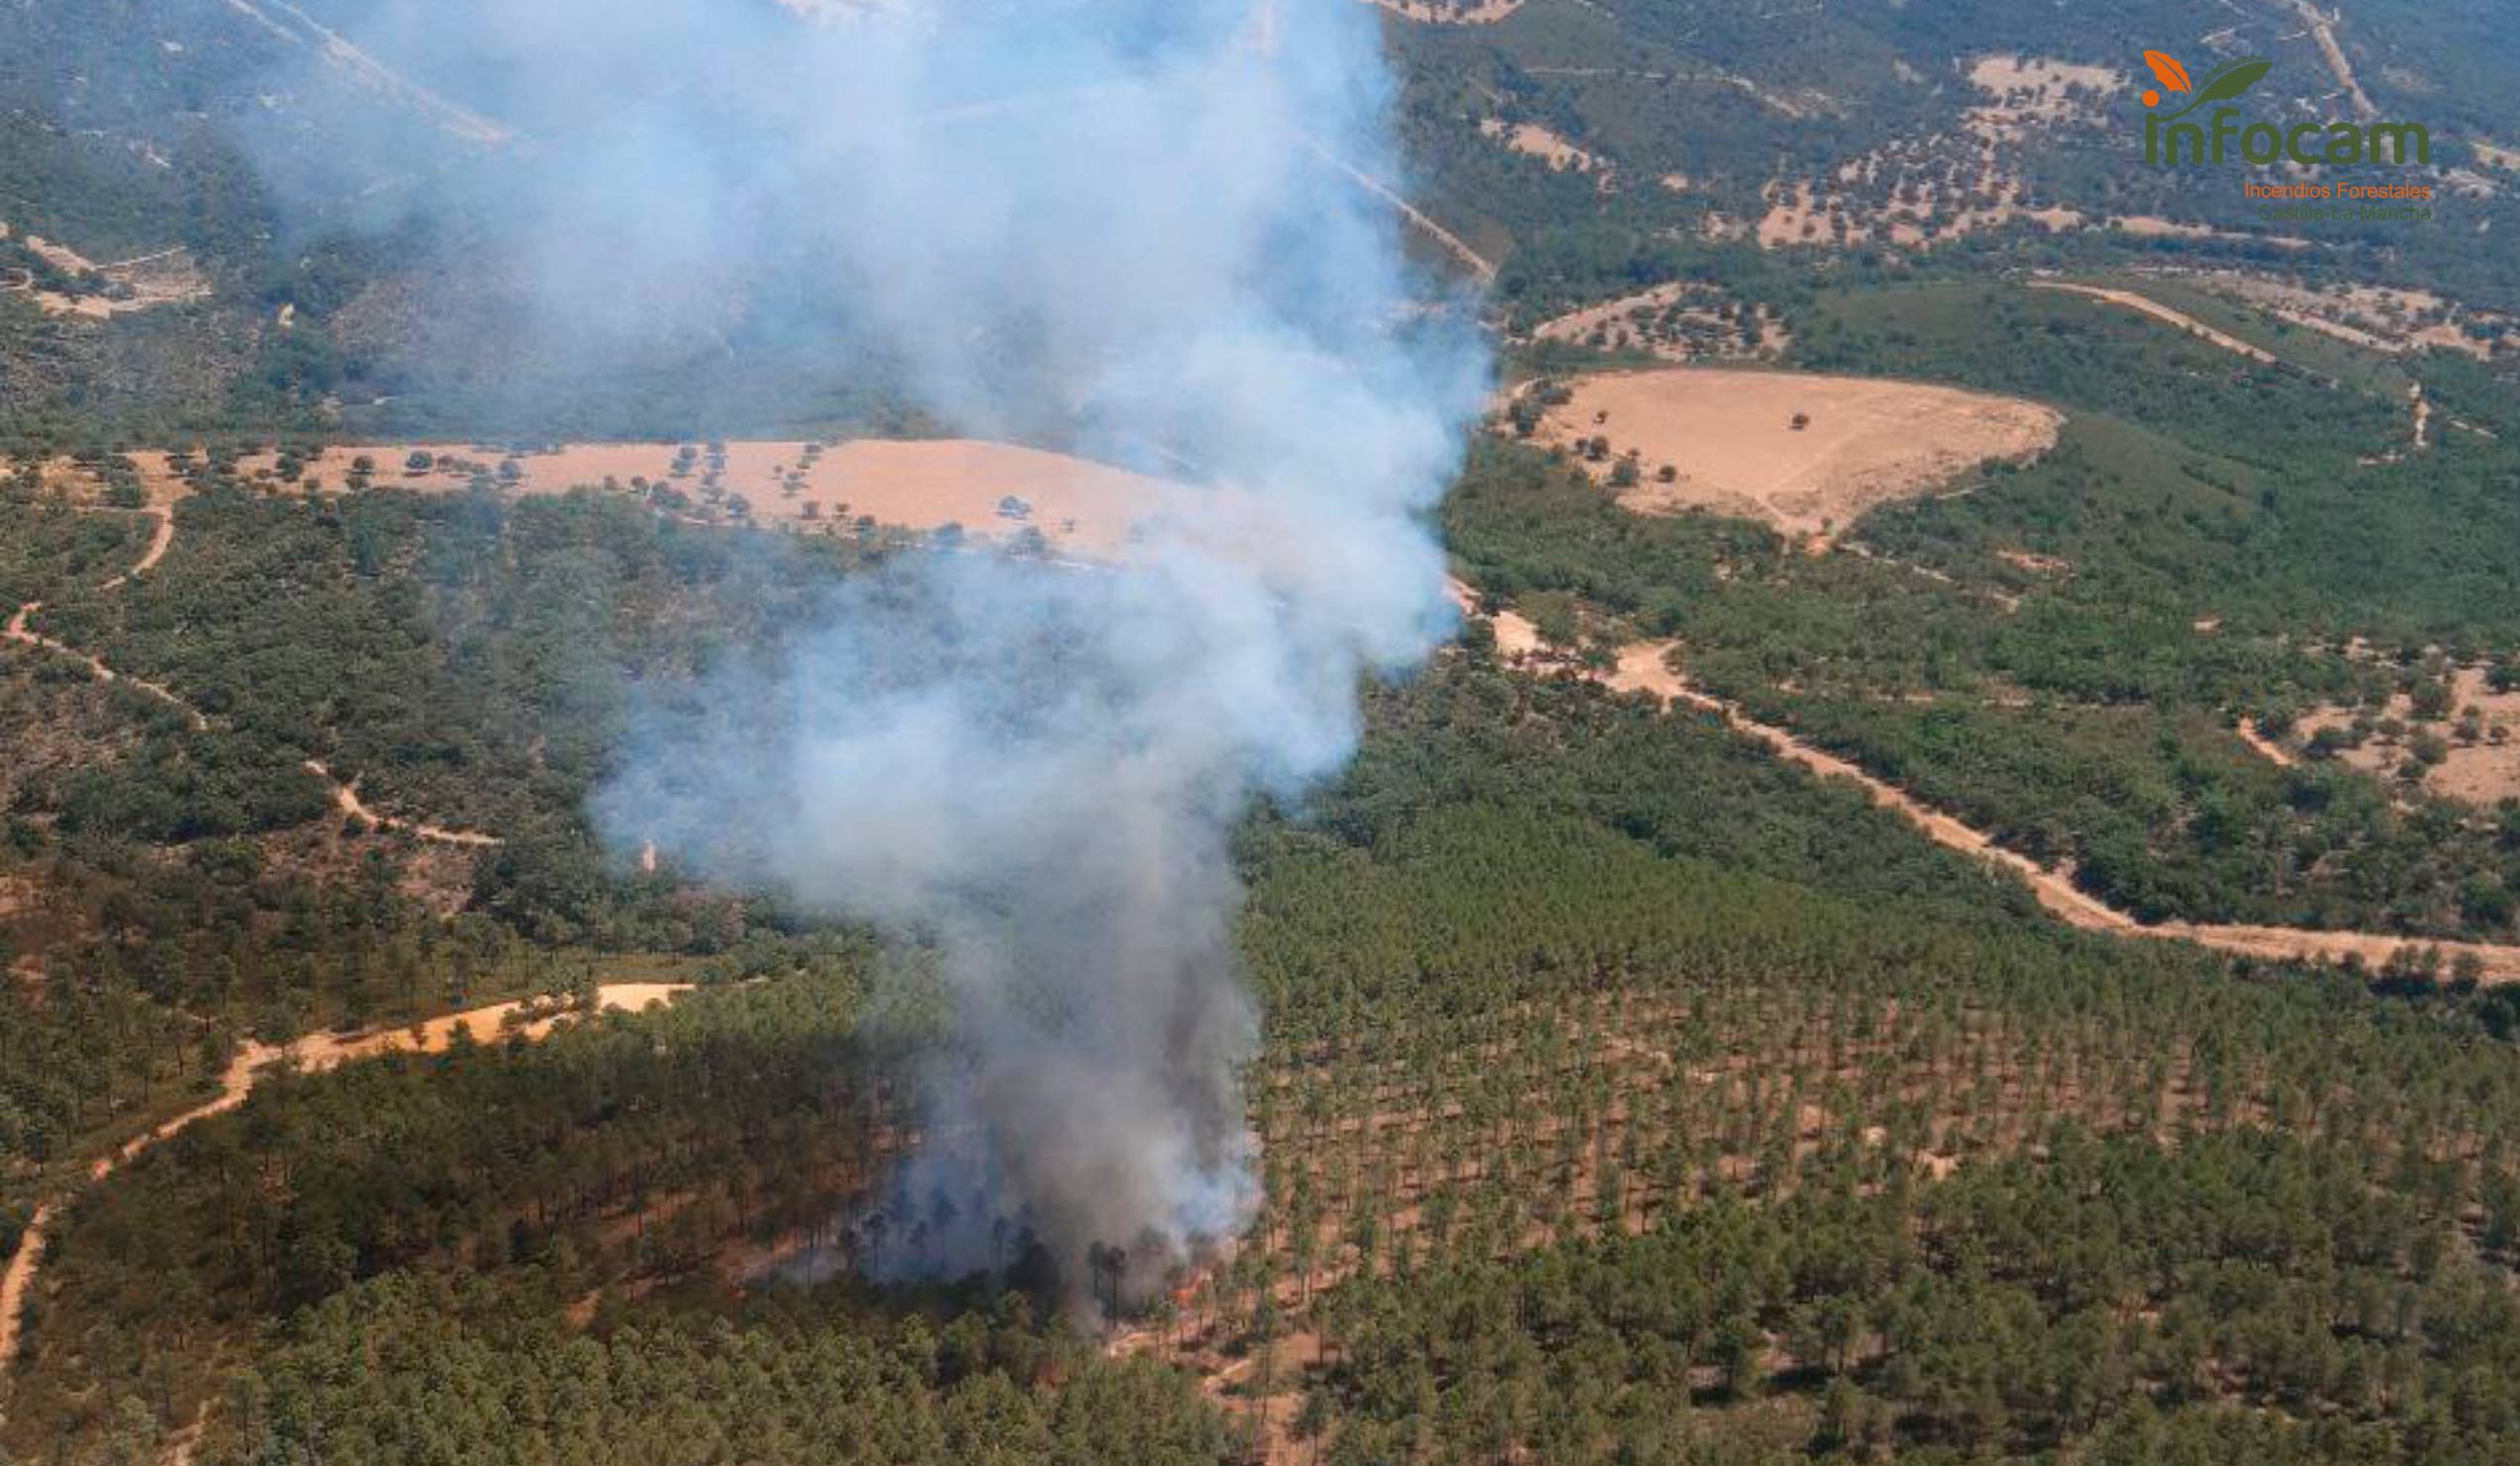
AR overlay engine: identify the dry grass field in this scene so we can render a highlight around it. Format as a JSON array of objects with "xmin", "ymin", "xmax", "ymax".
[
  {"xmin": 85, "ymin": 439, "xmax": 1182, "ymax": 557},
  {"xmin": 1528, "ymin": 369, "xmax": 2060, "ymax": 544}
]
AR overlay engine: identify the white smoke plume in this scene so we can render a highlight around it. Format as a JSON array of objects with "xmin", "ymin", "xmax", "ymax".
[{"xmin": 258, "ymin": 0, "xmax": 1487, "ymax": 1306}]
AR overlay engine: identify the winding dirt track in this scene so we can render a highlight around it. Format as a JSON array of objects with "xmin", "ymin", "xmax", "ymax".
[
  {"xmin": 217, "ymin": 0, "xmax": 515, "ymax": 143},
  {"xmin": 3, "ymin": 503, "xmax": 499, "ymax": 847},
  {"xmin": 2236, "ymin": 718, "xmax": 2300, "ymax": 769},
  {"xmin": 99, "ymin": 506, "xmax": 174, "ymax": 588},
  {"xmin": 0, "ymin": 986, "xmax": 692, "ymax": 1373},
  {"xmin": 1, "ymin": 508, "xmax": 568, "ymax": 1371},
  {"xmin": 1462, "ymin": 586, "xmax": 2520, "ymax": 983},
  {"xmin": 6, "ymin": 506, "xmax": 198, "ymax": 724},
  {"xmin": 4, "ymin": 601, "xmax": 208, "ymax": 731},
  {"xmin": 304, "ymin": 761, "xmax": 503, "ymax": 847}
]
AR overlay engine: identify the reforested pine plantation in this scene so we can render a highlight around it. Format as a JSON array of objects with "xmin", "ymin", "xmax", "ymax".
[
  {"xmin": 8, "ymin": 0, "xmax": 2520, "ymax": 1462},
  {"xmin": 8, "ymin": 462, "xmax": 2520, "ymax": 1462}
]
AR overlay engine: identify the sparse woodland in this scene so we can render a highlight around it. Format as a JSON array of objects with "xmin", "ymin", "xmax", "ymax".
[{"xmin": 1459, "ymin": 282, "xmax": 2520, "ymax": 946}]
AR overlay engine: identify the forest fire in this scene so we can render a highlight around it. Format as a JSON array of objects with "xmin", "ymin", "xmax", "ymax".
[{"xmin": 583, "ymin": 0, "xmax": 1482, "ymax": 1318}]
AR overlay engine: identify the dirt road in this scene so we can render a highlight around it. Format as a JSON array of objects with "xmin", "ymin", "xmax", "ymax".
[
  {"xmin": 1291, "ymin": 132, "xmax": 1497, "ymax": 281},
  {"xmin": 220, "ymin": 0, "xmax": 515, "ymax": 143},
  {"xmin": 96, "ymin": 506, "xmax": 173, "ymax": 590},
  {"xmin": 2290, "ymin": 0, "xmax": 2377, "ymax": 121},
  {"xmin": 5, "ymin": 503, "xmax": 191, "ymax": 717},
  {"xmin": 5, "ymin": 505, "xmax": 496, "ymax": 847},
  {"xmin": 1461, "ymin": 586, "xmax": 2520, "ymax": 982},
  {"xmin": 5, "ymin": 613, "xmax": 493, "ymax": 846},
  {"xmin": 2236, "ymin": 718, "xmax": 2299, "ymax": 768},
  {"xmin": 0, "ymin": 986, "xmax": 691, "ymax": 1371},
  {"xmin": 124, "ymin": 507, "xmax": 173, "ymax": 577},
  {"xmin": 4, "ymin": 601, "xmax": 209, "ymax": 731},
  {"xmin": 305, "ymin": 761, "xmax": 504, "ymax": 847},
  {"xmin": 2030, "ymin": 282, "xmax": 2277, "ymax": 364},
  {"xmin": 0, "ymin": 220, "xmax": 211, "ymax": 319}
]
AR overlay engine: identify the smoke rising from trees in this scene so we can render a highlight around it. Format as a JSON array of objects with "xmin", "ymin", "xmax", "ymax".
[{"xmin": 255, "ymin": 0, "xmax": 1487, "ymax": 1307}]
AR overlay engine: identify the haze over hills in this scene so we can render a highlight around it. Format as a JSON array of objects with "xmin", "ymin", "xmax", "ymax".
[
  {"xmin": 6, "ymin": 2, "xmax": 2520, "ymax": 1464},
  {"xmin": 12, "ymin": 0, "xmax": 2520, "ymax": 431}
]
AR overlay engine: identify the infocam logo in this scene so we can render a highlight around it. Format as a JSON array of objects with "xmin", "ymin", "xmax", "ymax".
[{"xmin": 2138, "ymin": 49, "xmax": 2428, "ymax": 166}]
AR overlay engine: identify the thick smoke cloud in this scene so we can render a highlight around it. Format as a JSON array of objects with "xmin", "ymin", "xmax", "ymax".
[{"xmin": 261, "ymin": 0, "xmax": 1486, "ymax": 1306}]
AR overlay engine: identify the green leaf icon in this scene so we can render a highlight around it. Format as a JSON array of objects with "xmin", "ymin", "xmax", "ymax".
[
  {"xmin": 2160, "ymin": 56, "xmax": 2271, "ymax": 121},
  {"xmin": 2196, "ymin": 57, "xmax": 2271, "ymax": 104}
]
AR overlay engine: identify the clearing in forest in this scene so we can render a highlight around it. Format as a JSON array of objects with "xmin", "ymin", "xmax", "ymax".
[
  {"xmin": 1478, "ymin": 119, "xmax": 1603, "ymax": 175},
  {"xmin": 2109, "ymin": 216, "xmax": 2312, "ymax": 250},
  {"xmin": 1753, "ymin": 56, "xmax": 2112, "ymax": 252},
  {"xmin": 2181, "ymin": 272, "xmax": 2514, "ymax": 361},
  {"xmin": 1527, "ymin": 283, "xmax": 1788, "ymax": 363},
  {"xmin": 111, "ymin": 439, "xmax": 1182, "ymax": 558},
  {"xmin": 0, "ymin": 221, "xmax": 211, "ymax": 319},
  {"xmin": 1361, "ymin": 0, "xmax": 1525, "ymax": 22},
  {"xmin": 1966, "ymin": 55, "xmax": 2123, "ymax": 125},
  {"xmin": 1528, "ymin": 369, "xmax": 2060, "ymax": 544},
  {"xmin": 2287, "ymin": 667, "xmax": 2520, "ymax": 805}
]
